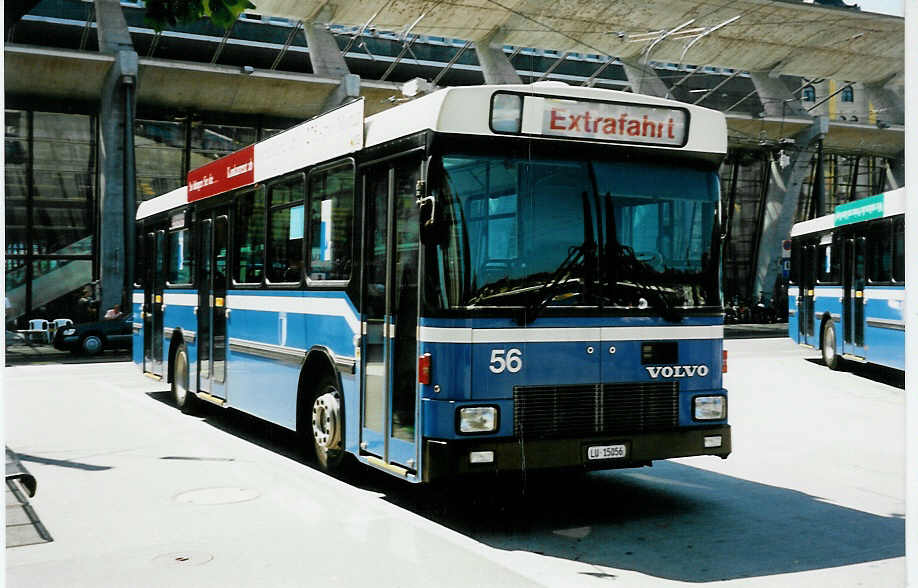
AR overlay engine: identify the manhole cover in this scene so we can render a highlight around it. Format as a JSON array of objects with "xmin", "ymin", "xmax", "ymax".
[
  {"xmin": 173, "ymin": 487, "xmax": 260, "ymax": 505},
  {"xmin": 153, "ymin": 551, "xmax": 214, "ymax": 567}
]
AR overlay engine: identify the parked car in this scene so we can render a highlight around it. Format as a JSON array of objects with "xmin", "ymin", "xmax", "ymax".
[{"xmin": 53, "ymin": 315, "xmax": 133, "ymax": 355}]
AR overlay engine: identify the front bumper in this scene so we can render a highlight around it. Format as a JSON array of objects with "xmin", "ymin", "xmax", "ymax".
[
  {"xmin": 52, "ymin": 335, "xmax": 80, "ymax": 351},
  {"xmin": 422, "ymin": 425, "xmax": 731, "ymax": 482}
]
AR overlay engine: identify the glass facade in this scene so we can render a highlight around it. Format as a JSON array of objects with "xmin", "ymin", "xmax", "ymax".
[
  {"xmin": 5, "ymin": 110, "xmax": 96, "ymax": 328},
  {"xmin": 4, "ymin": 109, "xmax": 289, "ymax": 327}
]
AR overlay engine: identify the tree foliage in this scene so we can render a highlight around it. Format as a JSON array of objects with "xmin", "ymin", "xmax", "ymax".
[{"xmin": 144, "ymin": 0, "xmax": 256, "ymax": 31}]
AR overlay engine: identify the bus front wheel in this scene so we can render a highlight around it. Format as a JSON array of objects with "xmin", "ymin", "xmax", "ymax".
[
  {"xmin": 311, "ymin": 375, "xmax": 345, "ymax": 472},
  {"xmin": 822, "ymin": 320, "xmax": 842, "ymax": 371}
]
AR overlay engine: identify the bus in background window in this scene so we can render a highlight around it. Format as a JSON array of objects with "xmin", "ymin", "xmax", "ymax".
[
  {"xmin": 134, "ymin": 83, "xmax": 732, "ymax": 483},
  {"xmin": 788, "ymin": 188, "xmax": 905, "ymax": 371}
]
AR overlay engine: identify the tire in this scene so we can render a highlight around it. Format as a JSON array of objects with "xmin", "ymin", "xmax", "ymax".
[
  {"xmin": 821, "ymin": 320, "xmax": 842, "ymax": 371},
  {"xmin": 310, "ymin": 374, "xmax": 345, "ymax": 472},
  {"xmin": 81, "ymin": 334, "xmax": 103, "ymax": 356},
  {"xmin": 172, "ymin": 346, "xmax": 199, "ymax": 414}
]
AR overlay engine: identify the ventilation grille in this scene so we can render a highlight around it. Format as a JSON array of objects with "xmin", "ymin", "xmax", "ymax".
[{"xmin": 513, "ymin": 382, "xmax": 679, "ymax": 440}]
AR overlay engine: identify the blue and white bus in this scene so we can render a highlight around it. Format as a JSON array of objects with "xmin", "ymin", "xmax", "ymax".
[
  {"xmin": 134, "ymin": 83, "xmax": 732, "ymax": 482},
  {"xmin": 789, "ymin": 188, "xmax": 905, "ymax": 371}
]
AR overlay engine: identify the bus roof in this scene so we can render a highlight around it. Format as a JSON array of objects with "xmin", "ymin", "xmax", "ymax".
[
  {"xmin": 138, "ymin": 82, "xmax": 727, "ymax": 221},
  {"xmin": 790, "ymin": 187, "xmax": 906, "ymax": 237}
]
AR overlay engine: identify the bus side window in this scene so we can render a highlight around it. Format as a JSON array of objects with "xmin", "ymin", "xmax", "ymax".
[
  {"xmin": 266, "ymin": 175, "xmax": 305, "ymax": 284},
  {"xmin": 167, "ymin": 228, "xmax": 194, "ymax": 285},
  {"xmin": 134, "ymin": 231, "xmax": 145, "ymax": 288},
  {"xmin": 867, "ymin": 220, "xmax": 892, "ymax": 284},
  {"xmin": 234, "ymin": 188, "xmax": 265, "ymax": 285},
  {"xmin": 893, "ymin": 217, "xmax": 905, "ymax": 283},
  {"xmin": 308, "ymin": 163, "xmax": 355, "ymax": 282},
  {"xmin": 790, "ymin": 239, "xmax": 800, "ymax": 285}
]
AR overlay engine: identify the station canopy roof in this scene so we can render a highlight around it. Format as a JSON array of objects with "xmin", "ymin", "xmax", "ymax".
[{"xmin": 256, "ymin": 0, "xmax": 903, "ymax": 85}]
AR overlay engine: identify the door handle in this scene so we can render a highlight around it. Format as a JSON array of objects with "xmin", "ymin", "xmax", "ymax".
[{"xmin": 225, "ymin": 309, "xmax": 232, "ymax": 319}]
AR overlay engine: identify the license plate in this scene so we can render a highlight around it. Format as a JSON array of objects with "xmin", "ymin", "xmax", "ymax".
[{"xmin": 587, "ymin": 444, "xmax": 627, "ymax": 460}]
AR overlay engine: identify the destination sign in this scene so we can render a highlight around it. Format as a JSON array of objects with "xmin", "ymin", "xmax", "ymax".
[{"xmin": 540, "ymin": 99, "xmax": 688, "ymax": 146}]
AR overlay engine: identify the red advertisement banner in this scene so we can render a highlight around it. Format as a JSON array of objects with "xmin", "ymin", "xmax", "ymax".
[{"xmin": 187, "ymin": 144, "xmax": 255, "ymax": 202}]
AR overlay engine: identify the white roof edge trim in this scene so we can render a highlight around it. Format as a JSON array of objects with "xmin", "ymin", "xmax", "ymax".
[{"xmin": 137, "ymin": 186, "xmax": 188, "ymax": 220}]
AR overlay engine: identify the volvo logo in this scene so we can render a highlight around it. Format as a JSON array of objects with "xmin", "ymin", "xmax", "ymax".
[{"xmin": 645, "ymin": 365, "xmax": 709, "ymax": 379}]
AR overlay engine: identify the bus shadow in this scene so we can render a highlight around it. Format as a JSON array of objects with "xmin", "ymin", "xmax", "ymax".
[
  {"xmin": 804, "ymin": 358, "xmax": 904, "ymax": 389},
  {"xmin": 143, "ymin": 391, "xmax": 904, "ymax": 582},
  {"xmin": 378, "ymin": 462, "xmax": 903, "ymax": 583}
]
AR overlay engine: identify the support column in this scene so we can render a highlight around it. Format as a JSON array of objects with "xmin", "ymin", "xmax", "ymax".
[
  {"xmin": 751, "ymin": 117, "xmax": 829, "ymax": 299},
  {"xmin": 96, "ymin": 0, "xmax": 138, "ymax": 318},
  {"xmin": 620, "ymin": 60, "xmax": 668, "ymax": 97},
  {"xmin": 748, "ymin": 72, "xmax": 809, "ymax": 118},
  {"xmin": 475, "ymin": 28, "xmax": 522, "ymax": 85},
  {"xmin": 864, "ymin": 81, "xmax": 905, "ymax": 126},
  {"xmin": 303, "ymin": 20, "xmax": 361, "ymax": 112}
]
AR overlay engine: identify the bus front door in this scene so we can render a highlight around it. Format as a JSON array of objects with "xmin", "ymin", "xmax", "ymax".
[
  {"xmin": 797, "ymin": 243, "xmax": 817, "ymax": 346},
  {"xmin": 842, "ymin": 237, "xmax": 867, "ymax": 357},
  {"xmin": 197, "ymin": 213, "xmax": 230, "ymax": 400},
  {"xmin": 359, "ymin": 159, "xmax": 421, "ymax": 474},
  {"xmin": 143, "ymin": 230, "xmax": 166, "ymax": 377}
]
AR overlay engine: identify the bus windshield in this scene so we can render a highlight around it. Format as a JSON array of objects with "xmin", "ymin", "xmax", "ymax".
[{"xmin": 430, "ymin": 153, "xmax": 720, "ymax": 314}]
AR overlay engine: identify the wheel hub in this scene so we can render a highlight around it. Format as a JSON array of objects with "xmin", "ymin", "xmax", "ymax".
[{"xmin": 312, "ymin": 391, "xmax": 341, "ymax": 450}]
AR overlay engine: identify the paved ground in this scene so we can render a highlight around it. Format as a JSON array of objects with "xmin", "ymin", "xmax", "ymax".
[{"xmin": 4, "ymin": 337, "xmax": 904, "ymax": 587}]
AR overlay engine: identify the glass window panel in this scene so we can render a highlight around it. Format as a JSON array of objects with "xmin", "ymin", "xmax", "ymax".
[
  {"xmin": 308, "ymin": 165, "xmax": 354, "ymax": 281},
  {"xmin": 189, "ymin": 124, "xmax": 256, "ymax": 168},
  {"xmin": 135, "ymin": 120, "xmax": 185, "ymax": 200},
  {"xmin": 168, "ymin": 229, "xmax": 194, "ymax": 284},
  {"xmin": 234, "ymin": 189, "xmax": 265, "ymax": 284}
]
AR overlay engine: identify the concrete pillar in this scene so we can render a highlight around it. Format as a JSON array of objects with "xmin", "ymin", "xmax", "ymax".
[
  {"xmin": 95, "ymin": 0, "xmax": 138, "ymax": 317},
  {"xmin": 751, "ymin": 117, "xmax": 829, "ymax": 298},
  {"xmin": 864, "ymin": 82, "xmax": 904, "ymax": 126},
  {"xmin": 620, "ymin": 60, "xmax": 668, "ymax": 97},
  {"xmin": 475, "ymin": 29, "xmax": 522, "ymax": 85},
  {"xmin": 303, "ymin": 20, "xmax": 361, "ymax": 112},
  {"xmin": 748, "ymin": 72, "xmax": 809, "ymax": 118}
]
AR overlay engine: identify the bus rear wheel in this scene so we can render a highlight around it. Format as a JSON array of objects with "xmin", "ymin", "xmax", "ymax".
[
  {"xmin": 822, "ymin": 320, "xmax": 842, "ymax": 371},
  {"xmin": 172, "ymin": 345, "xmax": 199, "ymax": 414},
  {"xmin": 311, "ymin": 375, "xmax": 345, "ymax": 472}
]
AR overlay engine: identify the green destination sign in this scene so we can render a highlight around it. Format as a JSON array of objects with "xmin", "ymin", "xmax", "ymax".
[{"xmin": 834, "ymin": 193, "xmax": 885, "ymax": 227}]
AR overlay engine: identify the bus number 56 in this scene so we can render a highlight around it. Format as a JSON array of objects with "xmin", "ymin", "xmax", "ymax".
[{"xmin": 489, "ymin": 349, "xmax": 523, "ymax": 374}]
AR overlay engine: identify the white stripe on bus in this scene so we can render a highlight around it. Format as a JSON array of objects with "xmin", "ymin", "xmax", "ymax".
[
  {"xmin": 227, "ymin": 295, "xmax": 359, "ymax": 333},
  {"xmin": 418, "ymin": 325, "xmax": 723, "ymax": 344},
  {"xmin": 163, "ymin": 292, "xmax": 197, "ymax": 306}
]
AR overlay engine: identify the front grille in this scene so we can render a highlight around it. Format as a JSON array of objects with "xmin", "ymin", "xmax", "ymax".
[{"xmin": 513, "ymin": 382, "xmax": 679, "ymax": 440}]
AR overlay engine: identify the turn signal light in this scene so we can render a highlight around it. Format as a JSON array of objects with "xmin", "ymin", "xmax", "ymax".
[
  {"xmin": 722, "ymin": 350, "xmax": 728, "ymax": 374},
  {"xmin": 418, "ymin": 353, "xmax": 432, "ymax": 385}
]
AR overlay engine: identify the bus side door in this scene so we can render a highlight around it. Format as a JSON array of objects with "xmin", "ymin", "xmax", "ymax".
[
  {"xmin": 196, "ymin": 212, "xmax": 230, "ymax": 400},
  {"xmin": 797, "ymin": 242, "xmax": 817, "ymax": 346},
  {"xmin": 842, "ymin": 236, "xmax": 867, "ymax": 357},
  {"xmin": 143, "ymin": 229, "xmax": 166, "ymax": 377},
  {"xmin": 359, "ymin": 156, "xmax": 422, "ymax": 474}
]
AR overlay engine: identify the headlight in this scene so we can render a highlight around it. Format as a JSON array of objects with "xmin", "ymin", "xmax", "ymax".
[
  {"xmin": 458, "ymin": 406, "xmax": 498, "ymax": 434},
  {"xmin": 62, "ymin": 328, "xmax": 76, "ymax": 336},
  {"xmin": 693, "ymin": 396, "xmax": 726, "ymax": 420}
]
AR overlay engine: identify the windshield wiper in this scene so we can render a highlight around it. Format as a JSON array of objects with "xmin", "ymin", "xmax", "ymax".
[{"xmin": 517, "ymin": 242, "xmax": 594, "ymax": 325}]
